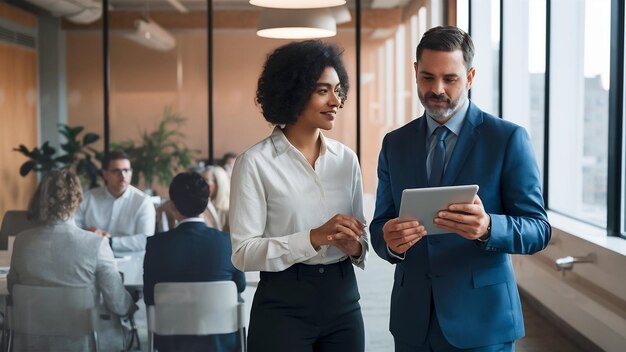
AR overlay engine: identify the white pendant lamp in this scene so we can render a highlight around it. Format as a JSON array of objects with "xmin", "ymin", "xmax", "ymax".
[
  {"xmin": 125, "ymin": 19, "xmax": 176, "ymax": 51},
  {"xmin": 250, "ymin": 0, "xmax": 346, "ymax": 9},
  {"xmin": 330, "ymin": 5, "xmax": 351, "ymax": 24},
  {"xmin": 257, "ymin": 8, "xmax": 337, "ymax": 39}
]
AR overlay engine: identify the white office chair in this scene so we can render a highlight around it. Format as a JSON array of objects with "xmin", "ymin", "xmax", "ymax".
[
  {"xmin": 147, "ymin": 281, "xmax": 247, "ymax": 352},
  {"xmin": 7, "ymin": 284, "xmax": 100, "ymax": 352}
]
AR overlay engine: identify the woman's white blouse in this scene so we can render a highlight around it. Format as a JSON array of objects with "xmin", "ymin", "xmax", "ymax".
[{"xmin": 229, "ymin": 127, "xmax": 369, "ymax": 272}]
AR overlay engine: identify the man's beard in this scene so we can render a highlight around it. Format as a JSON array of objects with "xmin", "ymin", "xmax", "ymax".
[{"xmin": 419, "ymin": 89, "xmax": 467, "ymax": 121}]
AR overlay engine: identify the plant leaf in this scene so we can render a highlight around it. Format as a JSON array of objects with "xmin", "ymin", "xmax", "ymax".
[
  {"xmin": 19, "ymin": 161, "xmax": 35, "ymax": 176},
  {"xmin": 13, "ymin": 145, "xmax": 31, "ymax": 156},
  {"xmin": 41, "ymin": 142, "xmax": 56, "ymax": 156},
  {"xmin": 83, "ymin": 133, "xmax": 99, "ymax": 145}
]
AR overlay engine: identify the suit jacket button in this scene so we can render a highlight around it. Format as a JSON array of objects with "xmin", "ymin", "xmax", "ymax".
[{"xmin": 319, "ymin": 267, "xmax": 325, "ymax": 274}]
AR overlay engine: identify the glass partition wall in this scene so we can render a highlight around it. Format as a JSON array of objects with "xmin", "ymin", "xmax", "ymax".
[
  {"xmin": 109, "ymin": 13, "xmax": 208, "ymax": 194},
  {"xmin": 65, "ymin": 6, "xmax": 208, "ymax": 195}
]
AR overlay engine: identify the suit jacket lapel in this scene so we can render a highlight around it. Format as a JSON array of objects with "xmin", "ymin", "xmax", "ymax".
[{"xmin": 442, "ymin": 101, "xmax": 483, "ymax": 186}]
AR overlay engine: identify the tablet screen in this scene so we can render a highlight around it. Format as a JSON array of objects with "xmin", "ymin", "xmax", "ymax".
[{"xmin": 399, "ymin": 185, "xmax": 479, "ymax": 235}]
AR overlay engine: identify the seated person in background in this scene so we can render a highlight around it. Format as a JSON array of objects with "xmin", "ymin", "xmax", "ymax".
[
  {"xmin": 220, "ymin": 152, "xmax": 237, "ymax": 178},
  {"xmin": 203, "ymin": 165, "xmax": 231, "ymax": 231},
  {"xmin": 75, "ymin": 150, "xmax": 156, "ymax": 253},
  {"xmin": 157, "ymin": 165, "xmax": 231, "ymax": 232},
  {"xmin": 8, "ymin": 169, "xmax": 135, "ymax": 352},
  {"xmin": 144, "ymin": 172, "xmax": 246, "ymax": 352}
]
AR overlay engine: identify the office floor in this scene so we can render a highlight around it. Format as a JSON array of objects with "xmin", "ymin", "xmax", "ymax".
[{"xmin": 131, "ymin": 255, "xmax": 601, "ymax": 352}]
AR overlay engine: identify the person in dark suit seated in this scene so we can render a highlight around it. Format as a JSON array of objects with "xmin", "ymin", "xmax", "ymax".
[{"xmin": 143, "ymin": 171, "xmax": 246, "ymax": 352}]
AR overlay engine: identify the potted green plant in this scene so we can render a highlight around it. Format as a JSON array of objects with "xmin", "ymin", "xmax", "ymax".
[
  {"xmin": 113, "ymin": 107, "xmax": 197, "ymax": 194},
  {"xmin": 14, "ymin": 124, "xmax": 102, "ymax": 188}
]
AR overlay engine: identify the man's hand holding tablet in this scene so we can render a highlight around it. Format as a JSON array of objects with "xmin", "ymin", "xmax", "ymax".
[
  {"xmin": 384, "ymin": 185, "xmax": 484, "ymax": 255},
  {"xmin": 399, "ymin": 185, "xmax": 480, "ymax": 235}
]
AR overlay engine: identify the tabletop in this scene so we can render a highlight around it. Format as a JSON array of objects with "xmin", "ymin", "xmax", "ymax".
[{"xmin": 0, "ymin": 250, "xmax": 145, "ymax": 297}]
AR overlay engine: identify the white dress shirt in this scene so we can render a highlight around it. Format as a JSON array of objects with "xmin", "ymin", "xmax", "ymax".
[
  {"xmin": 75, "ymin": 185, "xmax": 156, "ymax": 253},
  {"xmin": 177, "ymin": 217, "xmax": 206, "ymax": 225},
  {"xmin": 229, "ymin": 127, "xmax": 369, "ymax": 272}
]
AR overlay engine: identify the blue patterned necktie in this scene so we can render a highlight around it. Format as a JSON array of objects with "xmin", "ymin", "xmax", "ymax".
[{"xmin": 429, "ymin": 126, "xmax": 450, "ymax": 187}]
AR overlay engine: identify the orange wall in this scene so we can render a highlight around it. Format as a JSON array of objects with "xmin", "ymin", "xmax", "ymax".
[{"xmin": 0, "ymin": 3, "xmax": 38, "ymax": 219}]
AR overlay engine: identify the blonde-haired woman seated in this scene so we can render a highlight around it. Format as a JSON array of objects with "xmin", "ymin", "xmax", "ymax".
[{"xmin": 8, "ymin": 169, "xmax": 135, "ymax": 352}]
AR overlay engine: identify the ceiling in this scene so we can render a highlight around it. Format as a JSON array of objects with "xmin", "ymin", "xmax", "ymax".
[{"xmin": 109, "ymin": 0, "xmax": 411, "ymax": 12}]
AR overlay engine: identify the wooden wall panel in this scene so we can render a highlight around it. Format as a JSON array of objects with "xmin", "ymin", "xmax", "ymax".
[
  {"xmin": 0, "ymin": 2, "xmax": 37, "ymax": 28},
  {"xmin": 0, "ymin": 42, "xmax": 38, "ymax": 220}
]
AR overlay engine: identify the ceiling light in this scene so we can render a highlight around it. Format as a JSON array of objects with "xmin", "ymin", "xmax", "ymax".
[
  {"xmin": 65, "ymin": 5, "xmax": 102, "ymax": 24},
  {"xmin": 250, "ymin": 0, "xmax": 346, "ymax": 9},
  {"xmin": 257, "ymin": 8, "xmax": 336, "ymax": 39},
  {"xmin": 23, "ymin": 0, "xmax": 102, "ymax": 24},
  {"xmin": 165, "ymin": 0, "xmax": 188, "ymax": 13},
  {"xmin": 125, "ymin": 19, "xmax": 176, "ymax": 51},
  {"xmin": 330, "ymin": 5, "xmax": 351, "ymax": 24}
]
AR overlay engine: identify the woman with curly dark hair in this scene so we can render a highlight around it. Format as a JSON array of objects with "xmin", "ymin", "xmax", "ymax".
[{"xmin": 229, "ymin": 40, "xmax": 369, "ymax": 352}]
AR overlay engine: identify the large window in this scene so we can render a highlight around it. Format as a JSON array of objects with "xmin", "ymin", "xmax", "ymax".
[
  {"xmin": 502, "ymin": 0, "xmax": 546, "ymax": 175},
  {"xmin": 549, "ymin": 0, "xmax": 611, "ymax": 226},
  {"xmin": 470, "ymin": 0, "xmax": 501, "ymax": 116},
  {"xmin": 609, "ymin": 2, "xmax": 626, "ymax": 236}
]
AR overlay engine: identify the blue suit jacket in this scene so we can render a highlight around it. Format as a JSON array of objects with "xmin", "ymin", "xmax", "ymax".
[
  {"xmin": 143, "ymin": 221, "xmax": 246, "ymax": 352},
  {"xmin": 371, "ymin": 102, "xmax": 551, "ymax": 349}
]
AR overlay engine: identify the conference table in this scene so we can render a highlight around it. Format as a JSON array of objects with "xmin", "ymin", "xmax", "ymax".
[
  {"xmin": 115, "ymin": 250, "xmax": 145, "ymax": 288},
  {"xmin": 0, "ymin": 251, "xmax": 144, "ymax": 293}
]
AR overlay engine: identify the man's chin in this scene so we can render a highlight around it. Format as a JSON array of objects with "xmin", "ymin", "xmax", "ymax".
[{"xmin": 425, "ymin": 108, "xmax": 453, "ymax": 120}]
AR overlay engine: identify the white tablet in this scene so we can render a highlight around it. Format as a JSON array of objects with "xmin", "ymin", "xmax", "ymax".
[{"xmin": 399, "ymin": 185, "xmax": 479, "ymax": 235}]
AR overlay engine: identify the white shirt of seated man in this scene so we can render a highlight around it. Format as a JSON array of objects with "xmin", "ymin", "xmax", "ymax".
[{"xmin": 75, "ymin": 157, "xmax": 156, "ymax": 254}]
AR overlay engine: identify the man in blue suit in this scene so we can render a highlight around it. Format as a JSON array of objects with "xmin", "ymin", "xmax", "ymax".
[
  {"xmin": 371, "ymin": 26, "xmax": 551, "ymax": 351},
  {"xmin": 143, "ymin": 172, "xmax": 246, "ymax": 352}
]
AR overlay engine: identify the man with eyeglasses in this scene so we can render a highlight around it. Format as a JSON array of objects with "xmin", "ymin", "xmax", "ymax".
[{"xmin": 76, "ymin": 150, "xmax": 156, "ymax": 254}]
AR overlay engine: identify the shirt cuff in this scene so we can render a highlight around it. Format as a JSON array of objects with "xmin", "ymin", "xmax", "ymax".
[
  {"xmin": 288, "ymin": 230, "xmax": 319, "ymax": 260},
  {"xmin": 350, "ymin": 241, "xmax": 367, "ymax": 268},
  {"xmin": 387, "ymin": 245, "xmax": 406, "ymax": 260}
]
